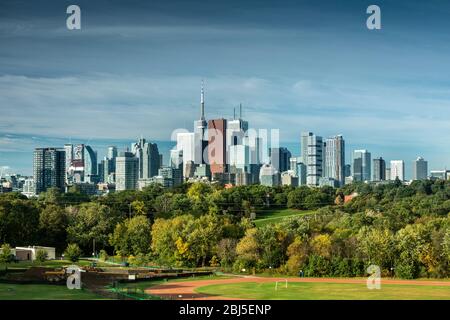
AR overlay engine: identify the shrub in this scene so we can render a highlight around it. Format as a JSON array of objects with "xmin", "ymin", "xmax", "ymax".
[
  {"xmin": 99, "ymin": 250, "xmax": 109, "ymax": 262},
  {"xmin": 35, "ymin": 249, "xmax": 48, "ymax": 264},
  {"xmin": 64, "ymin": 243, "xmax": 82, "ymax": 262}
]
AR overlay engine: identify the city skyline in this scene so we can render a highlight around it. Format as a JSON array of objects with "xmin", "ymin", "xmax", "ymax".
[{"xmin": 1, "ymin": 0, "xmax": 450, "ymax": 177}]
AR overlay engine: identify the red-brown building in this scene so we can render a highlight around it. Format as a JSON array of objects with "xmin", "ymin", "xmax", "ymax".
[{"xmin": 208, "ymin": 119, "xmax": 227, "ymax": 175}]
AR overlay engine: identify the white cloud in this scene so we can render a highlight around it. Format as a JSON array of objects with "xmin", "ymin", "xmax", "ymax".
[{"xmin": 1, "ymin": 73, "xmax": 450, "ymax": 155}]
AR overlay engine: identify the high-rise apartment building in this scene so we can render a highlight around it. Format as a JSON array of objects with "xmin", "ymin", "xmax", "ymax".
[
  {"xmin": 385, "ymin": 167, "xmax": 391, "ymax": 181},
  {"xmin": 115, "ymin": 152, "xmax": 139, "ymax": 191},
  {"xmin": 352, "ymin": 149, "xmax": 371, "ymax": 182},
  {"xmin": 63, "ymin": 144, "xmax": 73, "ymax": 183},
  {"xmin": 373, "ymin": 157, "xmax": 386, "ymax": 181},
  {"xmin": 413, "ymin": 157, "xmax": 428, "ymax": 180},
  {"xmin": 306, "ymin": 134, "xmax": 323, "ymax": 186},
  {"xmin": 33, "ymin": 148, "xmax": 65, "ymax": 194},
  {"xmin": 300, "ymin": 132, "xmax": 313, "ymax": 164},
  {"xmin": 323, "ymin": 135, "xmax": 345, "ymax": 186},
  {"xmin": 269, "ymin": 147, "xmax": 291, "ymax": 173},
  {"xmin": 390, "ymin": 160, "xmax": 405, "ymax": 181}
]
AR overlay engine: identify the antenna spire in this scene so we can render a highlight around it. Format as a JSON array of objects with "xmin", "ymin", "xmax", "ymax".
[
  {"xmin": 239, "ymin": 103, "xmax": 242, "ymax": 119},
  {"xmin": 200, "ymin": 80, "xmax": 205, "ymax": 120}
]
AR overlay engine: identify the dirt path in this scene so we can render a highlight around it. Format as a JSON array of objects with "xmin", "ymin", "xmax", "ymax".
[{"xmin": 146, "ymin": 276, "xmax": 450, "ymax": 300}]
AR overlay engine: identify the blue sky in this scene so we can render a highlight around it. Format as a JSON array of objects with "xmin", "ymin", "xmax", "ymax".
[{"xmin": 1, "ymin": 0, "xmax": 450, "ymax": 177}]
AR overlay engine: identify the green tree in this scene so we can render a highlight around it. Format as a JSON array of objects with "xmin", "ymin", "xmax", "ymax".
[
  {"xmin": 64, "ymin": 243, "xmax": 82, "ymax": 262},
  {"xmin": 67, "ymin": 202, "xmax": 117, "ymax": 253},
  {"xmin": 235, "ymin": 228, "xmax": 260, "ymax": 268},
  {"xmin": 216, "ymin": 238, "xmax": 238, "ymax": 267},
  {"xmin": 285, "ymin": 236, "xmax": 308, "ymax": 275},
  {"xmin": 110, "ymin": 215, "xmax": 152, "ymax": 257},
  {"xmin": 357, "ymin": 227, "xmax": 394, "ymax": 272},
  {"xmin": 39, "ymin": 204, "xmax": 67, "ymax": 251},
  {"xmin": 0, "ymin": 198, "xmax": 40, "ymax": 246},
  {"xmin": 0, "ymin": 244, "xmax": 14, "ymax": 270}
]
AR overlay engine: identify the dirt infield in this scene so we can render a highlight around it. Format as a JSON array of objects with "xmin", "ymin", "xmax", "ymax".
[{"xmin": 146, "ymin": 276, "xmax": 450, "ymax": 300}]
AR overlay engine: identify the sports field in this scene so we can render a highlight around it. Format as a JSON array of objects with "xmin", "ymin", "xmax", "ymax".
[
  {"xmin": 196, "ymin": 281, "xmax": 450, "ymax": 300},
  {"xmin": 147, "ymin": 276, "xmax": 450, "ymax": 300}
]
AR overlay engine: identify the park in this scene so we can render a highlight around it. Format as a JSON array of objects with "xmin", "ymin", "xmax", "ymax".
[
  {"xmin": 1, "ymin": 180, "xmax": 449, "ymax": 300},
  {"xmin": 0, "ymin": 258, "xmax": 449, "ymax": 300}
]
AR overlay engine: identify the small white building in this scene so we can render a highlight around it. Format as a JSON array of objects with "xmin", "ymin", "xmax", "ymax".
[{"xmin": 14, "ymin": 246, "xmax": 56, "ymax": 261}]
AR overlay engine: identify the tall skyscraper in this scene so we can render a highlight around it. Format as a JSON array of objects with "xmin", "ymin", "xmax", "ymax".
[
  {"xmin": 33, "ymin": 148, "xmax": 65, "ymax": 194},
  {"xmin": 385, "ymin": 167, "xmax": 391, "ymax": 181},
  {"xmin": 100, "ymin": 157, "xmax": 115, "ymax": 183},
  {"xmin": 131, "ymin": 138, "xmax": 160, "ymax": 179},
  {"xmin": 84, "ymin": 145, "xmax": 98, "ymax": 183},
  {"xmin": 227, "ymin": 104, "xmax": 249, "ymax": 148},
  {"xmin": 413, "ymin": 157, "xmax": 428, "ymax": 180},
  {"xmin": 73, "ymin": 144, "xmax": 84, "ymax": 161},
  {"xmin": 269, "ymin": 147, "xmax": 291, "ymax": 173},
  {"xmin": 229, "ymin": 143, "xmax": 250, "ymax": 174},
  {"xmin": 208, "ymin": 118, "xmax": 227, "ymax": 176},
  {"xmin": 226, "ymin": 104, "xmax": 249, "ymax": 176},
  {"xmin": 323, "ymin": 135, "xmax": 345, "ymax": 186},
  {"xmin": 170, "ymin": 149, "xmax": 183, "ymax": 170},
  {"xmin": 247, "ymin": 134, "xmax": 262, "ymax": 184},
  {"xmin": 290, "ymin": 156, "xmax": 307, "ymax": 185},
  {"xmin": 107, "ymin": 146, "xmax": 118, "ymax": 161},
  {"xmin": 352, "ymin": 149, "xmax": 371, "ymax": 182},
  {"xmin": 306, "ymin": 134, "xmax": 323, "ymax": 186},
  {"xmin": 63, "ymin": 144, "xmax": 73, "ymax": 182},
  {"xmin": 116, "ymin": 152, "xmax": 139, "ymax": 191},
  {"xmin": 103, "ymin": 145, "xmax": 118, "ymax": 183},
  {"xmin": 390, "ymin": 160, "xmax": 405, "ymax": 181},
  {"xmin": 176, "ymin": 132, "xmax": 196, "ymax": 177},
  {"xmin": 194, "ymin": 81, "xmax": 208, "ymax": 165},
  {"xmin": 344, "ymin": 164, "xmax": 351, "ymax": 177},
  {"xmin": 373, "ymin": 157, "xmax": 386, "ymax": 181},
  {"xmin": 300, "ymin": 132, "xmax": 313, "ymax": 164}
]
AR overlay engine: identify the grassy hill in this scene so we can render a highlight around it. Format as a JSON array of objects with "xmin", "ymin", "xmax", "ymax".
[{"xmin": 253, "ymin": 208, "xmax": 315, "ymax": 227}]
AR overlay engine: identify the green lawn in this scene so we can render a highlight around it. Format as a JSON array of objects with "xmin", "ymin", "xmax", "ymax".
[
  {"xmin": 0, "ymin": 283, "xmax": 103, "ymax": 300},
  {"xmin": 254, "ymin": 209, "xmax": 315, "ymax": 227},
  {"xmin": 0, "ymin": 259, "xmax": 117, "ymax": 270},
  {"xmin": 195, "ymin": 281, "xmax": 450, "ymax": 300}
]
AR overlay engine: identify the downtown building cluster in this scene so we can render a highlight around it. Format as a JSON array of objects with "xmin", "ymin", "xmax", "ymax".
[{"xmin": 2, "ymin": 84, "xmax": 450, "ymax": 197}]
